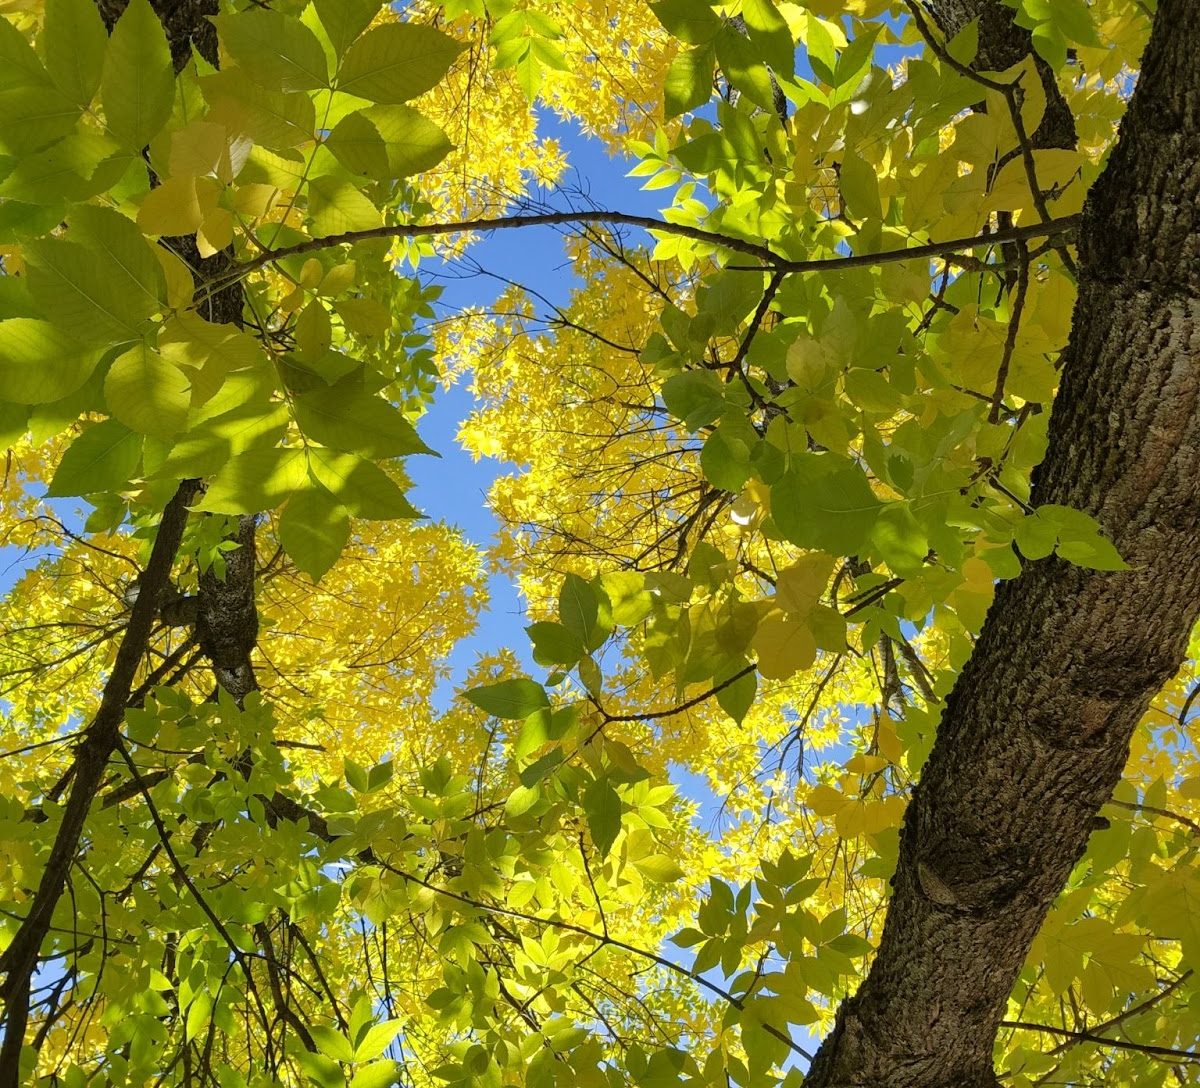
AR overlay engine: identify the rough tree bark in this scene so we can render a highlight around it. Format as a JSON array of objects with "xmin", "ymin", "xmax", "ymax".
[
  {"xmin": 926, "ymin": 0, "xmax": 1076, "ymax": 151},
  {"xmin": 805, "ymin": 3, "xmax": 1200, "ymax": 1086}
]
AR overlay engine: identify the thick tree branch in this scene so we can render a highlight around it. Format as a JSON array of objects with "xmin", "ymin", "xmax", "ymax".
[
  {"xmin": 0, "ymin": 480, "xmax": 199, "ymax": 1084},
  {"xmin": 805, "ymin": 4, "xmax": 1199, "ymax": 1085},
  {"xmin": 207, "ymin": 212, "xmax": 1080, "ymax": 301}
]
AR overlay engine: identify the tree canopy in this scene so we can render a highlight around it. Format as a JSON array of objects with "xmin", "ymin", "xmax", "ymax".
[{"xmin": 0, "ymin": 1, "xmax": 1196, "ymax": 1087}]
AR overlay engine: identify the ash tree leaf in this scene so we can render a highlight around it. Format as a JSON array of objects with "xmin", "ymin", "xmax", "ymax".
[
  {"xmin": 336, "ymin": 23, "xmax": 465, "ymax": 103},
  {"xmin": 752, "ymin": 616, "xmax": 816, "ymax": 680},
  {"xmin": 558, "ymin": 573, "xmax": 609, "ymax": 651},
  {"xmin": 664, "ymin": 45, "xmax": 714, "ymax": 118},
  {"xmin": 68, "ymin": 205, "xmax": 166, "ymax": 319},
  {"xmin": 350, "ymin": 1062, "xmax": 404, "ymax": 1088},
  {"xmin": 870, "ymin": 503, "xmax": 929, "ymax": 576},
  {"xmin": 195, "ymin": 447, "xmax": 309, "ymax": 514},
  {"xmin": 47, "ymin": 418, "xmax": 143, "ymax": 497},
  {"xmin": 716, "ymin": 664, "xmax": 756, "ymax": 724},
  {"xmin": 103, "ymin": 341, "xmax": 189, "ymax": 439},
  {"xmin": 214, "ymin": 10, "xmax": 330, "ymax": 91},
  {"xmin": 325, "ymin": 106, "xmax": 453, "ymax": 181},
  {"xmin": 293, "ymin": 385, "xmax": 435, "ymax": 460},
  {"xmin": 310, "ymin": 1024, "xmax": 356, "ymax": 1063},
  {"xmin": 278, "ymin": 487, "xmax": 351, "ymax": 581},
  {"xmin": 772, "ymin": 453, "xmax": 883, "ymax": 556},
  {"xmin": 649, "ymin": 0, "xmax": 721, "ymax": 45},
  {"xmin": 741, "ymin": 0, "xmax": 794, "ymax": 75},
  {"xmin": 0, "ymin": 16, "xmax": 51, "ymax": 91},
  {"xmin": 307, "ymin": 176, "xmax": 380, "ymax": 237},
  {"xmin": 353, "ymin": 1020, "xmax": 404, "ymax": 1062},
  {"xmin": 42, "ymin": 0, "xmax": 108, "ymax": 107},
  {"xmin": 464, "ymin": 679, "xmax": 549, "ymax": 720},
  {"xmin": 101, "ymin": 0, "xmax": 174, "ymax": 151},
  {"xmin": 306, "ymin": 448, "xmax": 422, "ymax": 520},
  {"xmin": 662, "ymin": 370, "xmax": 725, "ymax": 432},
  {"xmin": 583, "ymin": 777, "xmax": 622, "ymax": 857},
  {"xmin": 0, "ymin": 132, "xmax": 127, "ymax": 204},
  {"xmin": 635, "ymin": 854, "xmax": 686, "ymax": 882},
  {"xmin": 526, "ymin": 621, "xmax": 585, "ymax": 667},
  {"xmin": 314, "ymin": 0, "xmax": 383, "ymax": 59},
  {"xmin": 0, "ymin": 320, "xmax": 103, "ymax": 404},
  {"xmin": 25, "ymin": 237, "xmax": 157, "ymax": 344},
  {"xmin": 714, "ymin": 28, "xmax": 777, "ymax": 112}
]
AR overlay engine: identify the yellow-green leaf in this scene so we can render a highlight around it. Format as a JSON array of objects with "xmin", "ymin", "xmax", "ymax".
[
  {"xmin": 101, "ymin": 0, "xmax": 174, "ymax": 150},
  {"xmin": 279, "ymin": 486, "xmax": 351, "ymax": 581},
  {"xmin": 336, "ymin": 23, "xmax": 464, "ymax": 103},
  {"xmin": 0, "ymin": 319, "xmax": 103, "ymax": 404},
  {"xmin": 103, "ymin": 341, "xmax": 189, "ymax": 439}
]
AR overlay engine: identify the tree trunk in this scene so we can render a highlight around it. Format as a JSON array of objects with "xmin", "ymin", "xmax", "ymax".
[{"xmin": 805, "ymin": 3, "xmax": 1200, "ymax": 1085}]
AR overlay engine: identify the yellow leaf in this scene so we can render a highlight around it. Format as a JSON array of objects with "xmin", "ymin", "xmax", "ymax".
[
  {"xmin": 752, "ymin": 616, "xmax": 816, "ymax": 680},
  {"xmin": 137, "ymin": 175, "xmax": 219, "ymax": 236},
  {"xmin": 775, "ymin": 552, "xmax": 836, "ymax": 617}
]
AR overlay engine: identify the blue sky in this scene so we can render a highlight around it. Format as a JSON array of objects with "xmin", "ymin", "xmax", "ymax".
[{"xmin": 407, "ymin": 112, "xmax": 672, "ymax": 701}]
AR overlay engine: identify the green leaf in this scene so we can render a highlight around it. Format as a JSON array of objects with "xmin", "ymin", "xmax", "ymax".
[
  {"xmin": 101, "ymin": 0, "xmax": 174, "ymax": 151},
  {"xmin": 314, "ymin": 0, "xmax": 382, "ymax": 59},
  {"xmin": 104, "ymin": 341, "xmax": 189, "ymax": 439},
  {"xmin": 1037, "ymin": 504, "xmax": 1129, "ymax": 571},
  {"xmin": 583, "ymin": 778, "xmax": 622, "ymax": 857},
  {"xmin": 649, "ymin": 0, "xmax": 721, "ymax": 45},
  {"xmin": 70, "ymin": 205, "xmax": 165, "ymax": 323},
  {"xmin": 306, "ymin": 448, "xmax": 421, "ymax": 520},
  {"xmin": 870, "ymin": 503, "xmax": 929, "ymax": 575},
  {"xmin": 662, "ymin": 370, "xmax": 725, "ymax": 432},
  {"xmin": 839, "ymin": 152, "xmax": 883, "ymax": 222},
  {"xmin": 558, "ymin": 573, "xmax": 606, "ymax": 651},
  {"xmin": 47, "ymin": 419, "xmax": 143, "ymax": 496},
  {"xmin": 772, "ymin": 454, "xmax": 883, "ymax": 556},
  {"xmin": 307, "ymin": 175, "xmax": 381, "ymax": 237},
  {"xmin": 1014, "ymin": 509, "xmax": 1057, "ymax": 560},
  {"xmin": 0, "ymin": 133, "xmax": 128, "ymax": 204},
  {"xmin": 464, "ymin": 679, "xmax": 549, "ymax": 720},
  {"xmin": 635, "ymin": 854, "xmax": 686, "ymax": 882},
  {"xmin": 526, "ymin": 621, "xmax": 585, "ymax": 667},
  {"xmin": 202, "ymin": 70, "xmax": 316, "ymax": 149},
  {"xmin": 505, "ymin": 783, "xmax": 541, "ymax": 818},
  {"xmin": 715, "ymin": 28, "xmax": 777, "ymax": 112},
  {"xmin": 43, "ymin": 0, "xmax": 108, "ymax": 107},
  {"xmin": 350, "ymin": 1062, "xmax": 404, "ymax": 1088},
  {"xmin": 664, "ymin": 45, "xmax": 714, "ymax": 118},
  {"xmin": 345, "ymin": 757, "xmax": 370, "ymax": 792},
  {"xmin": 0, "ymin": 319, "xmax": 103, "ymax": 404},
  {"xmin": 184, "ymin": 992, "xmax": 212, "ymax": 1040},
  {"xmin": 336, "ymin": 23, "xmax": 464, "ymax": 103},
  {"xmin": 195, "ymin": 447, "xmax": 308, "ymax": 514},
  {"xmin": 214, "ymin": 10, "xmax": 329, "ymax": 91},
  {"xmin": 519, "ymin": 746, "xmax": 564, "ymax": 787},
  {"xmin": 279, "ymin": 486, "xmax": 351, "ymax": 580},
  {"xmin": 310, "ymin": 1024, "xmax": 356, "ymax": 1063},
  {"xmin": 716, "ymin": 665, "xmax": 756, "ymax": 724},
  {"xmin": 0, "ymin": 16, "xmax": 52, "ymax": 92},
  {"xmin": 599, "ymin": 571, "xmax": 653, "ymax": 626},
  {"xmin": 0, "ymin": 84, "xmax": 83, "ymax": 155},
  {"xmin": 741, "ymin": 0, "xmax": 794, "ymax": 75},
  {"xmin": 293, "ymin": 385, "xmax": 434, "ymax": 460},
  {"xmin": 325, "ymin": 105, "xmax": 453, "ymax": 180},
  {"xmin": 701, "ymin": 419, "xmax": 753, "ymax": 492},
  {"xmin": 25, "ymin": 236, "xmax": 157, "ymax": 345}
]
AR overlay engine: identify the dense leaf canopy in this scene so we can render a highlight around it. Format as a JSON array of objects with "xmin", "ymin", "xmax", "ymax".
[{"xmin": 0, "ymin": 1, "xmax": 1196, "ymax": 1087}]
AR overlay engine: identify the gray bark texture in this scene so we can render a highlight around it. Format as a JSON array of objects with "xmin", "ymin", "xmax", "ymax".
[
  {"xmin": 927, "ymin": 0, "xmax": 1076, "ymax": 150},
  {"xmin": 805, "ymin": 2, "xmax": 1200, "ymax": 1085}
]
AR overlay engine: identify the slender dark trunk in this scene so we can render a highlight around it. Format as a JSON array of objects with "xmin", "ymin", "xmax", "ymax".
[{"xmin": 806, "ymin": 4, "xmax": 1200, "ymax": 1084}]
